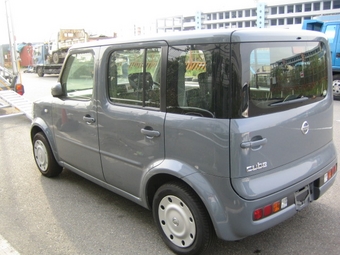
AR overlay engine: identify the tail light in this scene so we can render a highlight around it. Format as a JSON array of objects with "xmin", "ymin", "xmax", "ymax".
[
  {"xmin": 253, "ymin": 197, "xmax": 288, "ymax": 221},
  {"xmin": 324, "ymin": 164, "xmax": 337, "ymax": 183},
  {"xmin": 15, "ymin": 83, "xmax": 25, "ymax": 95}
]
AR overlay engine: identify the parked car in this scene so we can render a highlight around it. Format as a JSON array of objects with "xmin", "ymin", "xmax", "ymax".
[{"xmin": 31, "ymin": 29, "xmax": 337, "ymax": 255}]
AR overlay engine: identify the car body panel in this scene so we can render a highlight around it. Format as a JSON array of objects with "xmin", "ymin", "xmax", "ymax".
[{"xmin": 30, "ymin": 29, "xmax": 337, "ymax": 243}]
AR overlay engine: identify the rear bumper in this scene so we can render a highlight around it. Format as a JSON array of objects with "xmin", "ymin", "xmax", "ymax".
[
  {"xmin": 207, "ymin": 144, "xmax": 337, "ymax": 241},
  {"xmin": 228, "ymin": 165, "xmax": 337, "ymax": 240}
]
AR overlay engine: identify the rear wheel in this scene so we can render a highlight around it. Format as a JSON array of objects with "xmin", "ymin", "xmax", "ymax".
[
  {"xmin": 33, "ymin": 132, "xmax": 62, "ymax": 177},
  {"xmin": 52, "ymin": 52, "xmax": 60, "ymax": 64},
  {"xmin": 152, "ymin": 181, "xmax": 214, "ymax": 255}
]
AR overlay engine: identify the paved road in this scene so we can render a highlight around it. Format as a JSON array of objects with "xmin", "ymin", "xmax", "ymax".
[{"xmin": 0, "ymin": 73, "xmax": 339, "ymax": 254}]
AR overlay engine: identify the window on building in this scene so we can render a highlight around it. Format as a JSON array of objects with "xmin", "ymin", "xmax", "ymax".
[
  {"xmin": 219, "ymin": 12, "xmax": 223, "ymax": 19},
  {"xmin": 334, "ymin": 0, "xmax": 340, "ymax": 9},
  {"xmin": 238, "ymin": 10, "xmax": 243, "ymax": 18},
  {"xmin": 279, "ymin": 6, "xmax": 285, "ymax": 14},
  {"xmin": 232, "ymin": 11, "xmax": 236, "ymax": 18},
  {"xmin": 279, "ymin": 19, "xmax": 284, "ymax": 25},
  {"xmin": 314, "ymin": 2, "xmax": 320, "ymax": 10},
  {"xmin": 207, "ymin": 24, "xmax": 211, "ymax": 29},
  {"xmin": 324, "ymin": 1, "xmax": 331, "ymax": 10},
  {"xmin": 213, "ymin": 13, "xmax": 217, "ymax": 20},
  {"xmin": 271, "ymin": 19, "xmax": 277, "ymax": 26},
  {"xmin": 245, "ymin": 21, "xmax": 251, "ymax": 27},
  {"xmin": 225, "ymin": 12, "xmax": 230, "ymax": 19},
  {"xmin": 295, "ymin": 4, "xmax": 302, "ymax": 12},
  {"xmin": 287, "ymin": 5, "xmax": 294, "ymax": 13},
  {"xmin": 287, "ymin": 18, "xmax": 294, "ymax": 24},
  {"xmin": 252, "ymin": 9, "xmax": 257, "ymax": 16},
  {"xmin": 245, "ymin": 10, "xmax": 250, "ymax": 17},
  {"xmin": 295, "ymin": 17, "xmax": 302, "ymax": 24},
  {"xmin": 219, "ymin": 23, "xmax": 224, "ymax": 28},
  {"xmin": 271, "ymin": 7, "xmax": 277, "ymax": 15},
  {"xmin": 252, "ymin": 21, "xmax": 257, "ymax": 27},
  {"xmin": 238, "ymin": 22, "xmax": 243, "ymax": 27},
  {"xmin": 305, "ymin": 3, "xmax": 311, "ymax": 11}
]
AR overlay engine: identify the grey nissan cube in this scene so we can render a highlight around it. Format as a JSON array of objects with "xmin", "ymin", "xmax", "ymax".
[{"xmin": 31, "ymin": 29, "xmax": 337, "ymax": 255}]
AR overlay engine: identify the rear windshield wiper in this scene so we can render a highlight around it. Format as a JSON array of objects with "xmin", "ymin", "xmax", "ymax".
[{"xmin": 269, "ymin": 95, "xmax": 308, "ymax": 106}]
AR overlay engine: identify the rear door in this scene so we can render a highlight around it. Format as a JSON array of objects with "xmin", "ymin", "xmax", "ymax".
[
  {"xmin": 229, "ymin": 40, "xmax": 333, "ymax": 199},
  {"xmin": 97, "ymin": 42, "xmax": 166, "ymax": 197}
]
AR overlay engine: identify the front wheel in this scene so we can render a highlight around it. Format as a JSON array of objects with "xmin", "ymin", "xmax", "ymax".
[
  {"xmin": 33, "ymin": 132, "xmax": 62, "ymax": 177},
  {"xmin": 152, "ymin": 181, "xmax": 214, "ymax": 255},
  {"xmin": 37, "ymin": 67, "xmax": 44, "ymax": 77}
]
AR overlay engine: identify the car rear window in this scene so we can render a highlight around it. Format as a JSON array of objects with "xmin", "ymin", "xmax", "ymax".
[{"xmin": 236, "ymin": 41, "xmax": 328, "ymax": 117}]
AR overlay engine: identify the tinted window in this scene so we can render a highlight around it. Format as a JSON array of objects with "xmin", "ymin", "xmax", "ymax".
[
  {"xmin": 166, "ymin": 44, "xmax": 230, "ymax": 118},
  {"xmin": 61, "ymin": 52, "xmax": 94, "ymax": 100},
  {"xmin": 236, "ymin": 42, "xmax": 328, "ymax": 117},
  {"xmin": 108, "ymin": 48, "xmax": 161, "ymax": 108}
]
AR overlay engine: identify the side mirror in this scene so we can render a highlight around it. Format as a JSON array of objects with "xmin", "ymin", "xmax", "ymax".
[{"xmin": 51, "ymin": 83, "xmax": 63, "ymax": 97}]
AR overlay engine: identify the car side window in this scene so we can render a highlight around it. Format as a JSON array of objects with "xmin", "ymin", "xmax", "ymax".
[
  {"xmin": 61, "ymin": 52, "xmax": 94, "ymax": 100},
  {"xmin": 108, "ymin": 48, "xmax": 161, "ymax": 108},
  {"xmin": 166, "ymin": 44, "xmax": 217, "ymax": 118}
]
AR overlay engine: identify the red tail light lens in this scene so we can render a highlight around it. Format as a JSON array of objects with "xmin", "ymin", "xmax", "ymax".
[
  {"xmin": 253, "ymin": 209, "xmax": 263, "ymax": 221},
  {"xmin": 253, "ymin": 197, "xmax": 287, "ymax": 221},
  {"xmin": 15, "ymin": 84, "xmax": 25, "ymax": 95}
]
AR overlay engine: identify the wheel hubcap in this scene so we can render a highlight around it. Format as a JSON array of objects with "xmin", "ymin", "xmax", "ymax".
[
  {"xmin": 158, "ymin": 195, "xmax": 196, "ymax": 248},
  {"xmin": 333, "ymin": 80, "xmax": 340, "ymax": 97},
  {"xmin": 34, "ymin": 140, "xmax": 48, "ymax": 171}
]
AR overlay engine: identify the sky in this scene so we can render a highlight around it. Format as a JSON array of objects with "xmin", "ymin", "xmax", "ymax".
[{"xmin": 0, "ymin": 0, "xmax": 290, "ymax": 44}]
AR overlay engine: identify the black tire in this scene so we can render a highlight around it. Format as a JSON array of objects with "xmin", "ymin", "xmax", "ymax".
[
  {"xmin": 33, "ymin": 132, "xmax": 62, "ymax": 177},
  {"xmin": 333, "ymin": 74, "xmax": 340, "ymax": 81},
  {"xmin": 37, "ymin": 67, "xmax": 44, "ymax": 77},
  {"xmin": 52, "ymin": 52, "xmax": 60, "ymax": 64},
  {"xmin": 152, "ymin": 181, "xmax": 214, "ymax": 255}
]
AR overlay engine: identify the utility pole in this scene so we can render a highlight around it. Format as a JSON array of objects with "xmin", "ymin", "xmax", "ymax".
[{"xmin": 5, "ymin": 0, "xmax": 22, "ymax": 87}]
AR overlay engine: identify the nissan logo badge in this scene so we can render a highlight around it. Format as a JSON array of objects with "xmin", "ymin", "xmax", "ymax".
[{"xmin": 301, "ymin": 121, "xmax": 309, "ymax": 135}]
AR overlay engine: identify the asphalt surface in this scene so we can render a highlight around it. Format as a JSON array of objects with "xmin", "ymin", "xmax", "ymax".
[{"xmin": 0, "ymin": 73, "xmax": 339, "ymax": 254}]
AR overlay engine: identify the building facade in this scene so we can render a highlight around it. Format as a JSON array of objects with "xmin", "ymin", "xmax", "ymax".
[{"xmin": 155, "ymin": 0, "xmax": 340, "ymax": 33}]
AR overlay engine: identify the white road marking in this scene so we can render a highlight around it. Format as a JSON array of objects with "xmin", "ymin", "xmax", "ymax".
[{"xmin": 0, "ymin": 235, "xmax": 20, "ymax": 255}]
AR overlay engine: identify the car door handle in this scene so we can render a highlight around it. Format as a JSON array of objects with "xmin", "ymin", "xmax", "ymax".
[
  {"xmin": 240, "ymin": 138, "xmax": 267, "ymax": 149},
  {"xmin": 83, "ymin": 115, "xmax": 95, "ymax": 124},
  {"xmin": 141, "ymin": 127, "xmax": 160, "ymax": 139}
]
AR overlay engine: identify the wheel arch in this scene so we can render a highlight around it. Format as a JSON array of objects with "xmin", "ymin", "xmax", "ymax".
[
  {"xmin": 143, "ymin": 162, "xmax": 229, "ymax": 238},
  {"xmin": 31, "ymin": 119, "xmax": 60, "ymax": 162}
]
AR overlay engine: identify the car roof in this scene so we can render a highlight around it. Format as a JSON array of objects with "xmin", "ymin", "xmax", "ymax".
[{"xmin": 69, "ymin": 28, "xmax": 327, "ymax": 50}]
